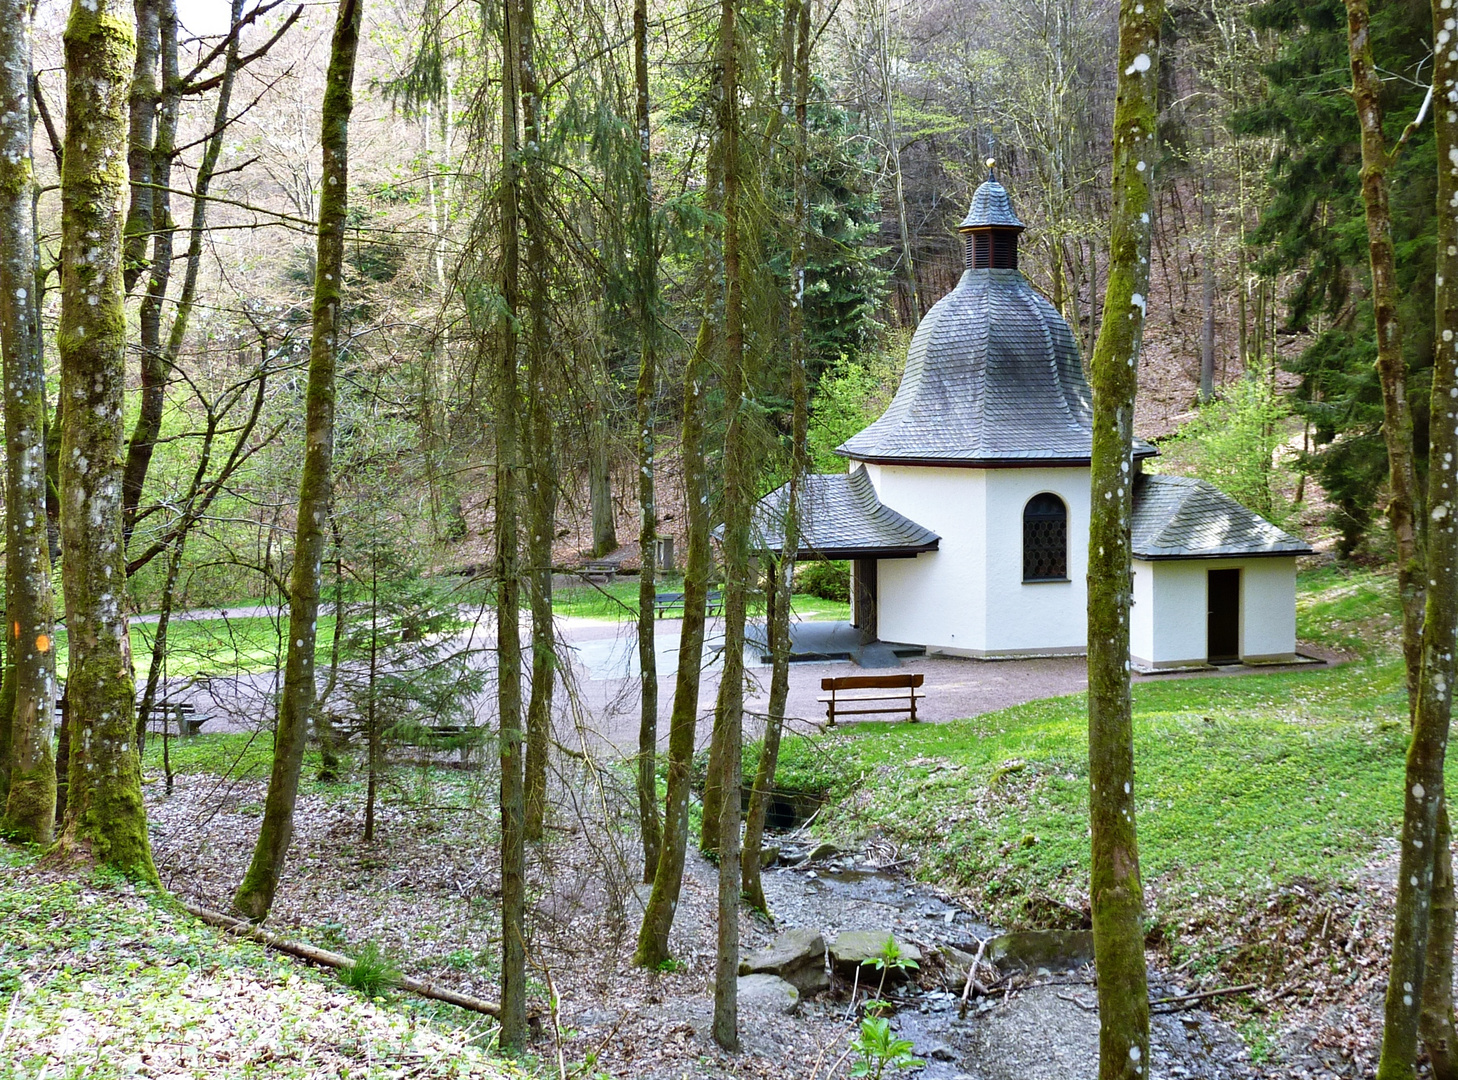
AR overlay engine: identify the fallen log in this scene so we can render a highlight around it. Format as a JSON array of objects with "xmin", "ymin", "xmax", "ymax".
[
  {"xmin": 178, "ymin": 900, "xmax": 503, "ymax": 1018},
  {"xmin": 1149, "ymin": 982, "xmax": 1259, "ymax": 1011}
]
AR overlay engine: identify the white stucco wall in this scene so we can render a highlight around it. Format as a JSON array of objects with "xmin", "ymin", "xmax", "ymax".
[
  {"xmin": 865, "ymin": 463, "xmax": 990, "ymax": 652},
  {"xmin": 1134, "ymin": 556, "xmax": 1300, "ymax": 667},
  {"xmin": 862, "ymin": 463, "xmax": 1090, "ymax": 656}
]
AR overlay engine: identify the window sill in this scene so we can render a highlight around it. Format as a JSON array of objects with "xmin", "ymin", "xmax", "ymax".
[{"xmin": 1023, "ymin": 577, "xmax": 1070, "ymax": 584}]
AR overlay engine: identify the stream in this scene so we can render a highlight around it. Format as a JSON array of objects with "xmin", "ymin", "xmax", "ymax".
[{"xmin": 752, "ymin": 840, "xmax": 1256, "ymax": 1080}]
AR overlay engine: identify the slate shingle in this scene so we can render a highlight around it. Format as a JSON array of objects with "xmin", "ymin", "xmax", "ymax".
[
  {"xmin": 959, "ymin": 178, "xmax": 1026, "ymax": 229},
  {"xmin": 1130, "ymin": 473, "xmax": 1313, "ymax": 559},
  {"xmin": 749, "ymin": 466, "xmax": 940, "ymax": 557}
]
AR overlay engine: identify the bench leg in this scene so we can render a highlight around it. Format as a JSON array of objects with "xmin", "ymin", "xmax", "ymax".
[
  {"xmin": 910, "ymin": 695, "xmax": 917, "ymax": 723},
  {"xmin": 826, "ymin": 699, "xmax": 836, "ymax": 727}
]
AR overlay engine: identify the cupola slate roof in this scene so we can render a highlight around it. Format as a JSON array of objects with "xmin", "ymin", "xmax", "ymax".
[
  {"xmin": 748, "ymin": 467, "xmax": 939, "ymax": 559},
  {"xmin": 959, "ymin": 177, "xmax": 1025, "ymax": 229},
  {"xmin": 839, "ymin": 179, "xmax": 1155, "ymax": 467},
  {"xmin": 1130, "ymin": 474, "xmax": 1313, "ymax": 560}
]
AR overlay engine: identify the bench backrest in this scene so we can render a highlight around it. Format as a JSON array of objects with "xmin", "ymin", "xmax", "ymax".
[{"xmin": 821, "ymin": 673, "xmax": 924, "ymax": 691}]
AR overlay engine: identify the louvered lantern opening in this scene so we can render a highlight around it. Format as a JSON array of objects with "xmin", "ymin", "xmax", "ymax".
[{"xmin": 963, "ymin": 227, "xmax": 1019, "ymax": 270}]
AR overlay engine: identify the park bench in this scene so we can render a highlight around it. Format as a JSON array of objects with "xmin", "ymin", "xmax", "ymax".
[
  {"xmin": 653, "ymin": 590, "xmax": 724, "ymax": 619},
  {"xmin": 818, "ymin": 673, "xmax": 925, "ymax": 726},
  {"xmin": 147, "ymin": 700, "xmax": 204, "ymax": 737},
  {"xmin": 581, "ymin": 560, "xmax": 618, "ymax": 584}
]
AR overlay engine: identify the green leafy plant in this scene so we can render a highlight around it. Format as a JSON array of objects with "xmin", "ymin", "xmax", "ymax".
[
  {"xmin": 654, "ymin": 957, "xmax": 687, "ymax": 974},
  {"xmin": 339, "ymin": 941, "xmax": 398, "ymax": 998},
  {"xmin": 849, "ymin": 1016, "xmax": 924, "ymax": 1079},
  {"xmin": 797, "ymin": 559, "xmax": 850, "ymax": 603}
]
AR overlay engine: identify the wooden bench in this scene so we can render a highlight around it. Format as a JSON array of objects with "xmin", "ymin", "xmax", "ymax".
[
  {"xmin": 581, "ymin": 559, "xmax": 618, "ymax": 584},
  {"xmin": 654, "ymin": 590, "xmax": 724, "ymax": 619},
  {"xmin": 818, "ymin": 673, "xmax": 925, "ymax": 726},
  {"xmin": 147, "ymin": 700, "xmax": 204, "ymax": 737}
]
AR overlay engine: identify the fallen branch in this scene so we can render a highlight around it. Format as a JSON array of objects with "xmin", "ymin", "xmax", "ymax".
[
  {"xmin": 957, "ymin": 936, "xmax": 990, "ymax": 1019},
  {"xmin": 179, "ymin": 900, "xmax": 503, "ymax": 1018},
  {"xmin": 1149, "ymin": 982, "xmax": 1259, "ymax": 1011}
]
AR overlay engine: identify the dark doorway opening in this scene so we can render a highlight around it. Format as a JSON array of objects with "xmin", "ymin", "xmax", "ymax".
[
  {"xmin": 853, "ymin": 558, "xmax": 878, "ymax": 643},
  {"xmin": 1207, "ymin": 568, "xmax": 1240, "ymax": 664}
]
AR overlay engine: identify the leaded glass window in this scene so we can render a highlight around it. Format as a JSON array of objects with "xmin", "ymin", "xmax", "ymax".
[{"xmin": 1023, "ymin": 493, "xmax": 1067, "ymax": 581}]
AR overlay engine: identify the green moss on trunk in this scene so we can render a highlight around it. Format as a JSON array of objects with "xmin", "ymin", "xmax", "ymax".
[
  {"xmin": 233, "ymin": 0, "xmax": 360, "ymax": 921},
  {"xmin": 51, "ymin": 0, "xmax": 152, "ymax": 880},
  {"xmin": 1085, "ymin": 0, "xmax": 1162, "ymax": 1075}
]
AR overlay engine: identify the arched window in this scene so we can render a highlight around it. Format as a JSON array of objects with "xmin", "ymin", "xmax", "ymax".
[{"xmin": 1023, "ymin": 493, "xmax": 1068, "ymax": 581}]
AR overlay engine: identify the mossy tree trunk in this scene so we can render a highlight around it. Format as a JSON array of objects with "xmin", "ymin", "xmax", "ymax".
[
  {"xmin": 51, "ymin": 0, "xmax": 155, "ymax": 881},
  {"xmin": 633, "ymin": 0, "xmax": 662, "ymax": 883},
  {"xmin": 0, "ymin": 0, "xmax": 56, "ymax": 843},
  {"xmin": 498, "ymin": 0, "xmax": 528, "ymax": 1047},
  {"xmin": 520, "ymin": 0, "xmax": 554, "ymax": 845},
  {"xmin": 121, "ymin": 0, "xmax": 158, "ymax": 294},
  {"xmin": 1375, "ymin": 3, "xmax": 1458, "ymax": 1068},
  {"xmin": 742, "ymin": 0, "xmax": 810, "ymax": 915},
  {"xmin": 233, "ymin": 0, "xmax": 360, "ymax": 921},
  {"xmin": 711, "ymin": 0, "xmax": 745, "ymax": 1051},
  {"xmin": 1344, "ymin": 5, "xmax": 1454, "ymax": 1071},
  {"xmin": 633, "ymin": 307, "xmax": 716, "ymax": 968},
  {"xmin": 1085, "ymin": 0, "xmax": 1161, "ymax": 1075}
]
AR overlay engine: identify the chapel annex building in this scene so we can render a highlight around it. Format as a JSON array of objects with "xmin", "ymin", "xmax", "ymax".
[{"xmin": 752, "ymin": 177, "xmax": 1311, "ymax": 670}]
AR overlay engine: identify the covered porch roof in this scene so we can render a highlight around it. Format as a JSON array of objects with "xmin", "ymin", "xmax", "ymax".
[{"xmin": 749, "ymin": 466, "xmax": 940, "ymax": 560}]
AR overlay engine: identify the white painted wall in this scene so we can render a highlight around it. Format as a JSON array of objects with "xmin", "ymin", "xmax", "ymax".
[
  {"xmin": 866, "ymin": 463, "xmax": 989, "ymax": 652},
  {"xmin": 863, "ymin": 463, "xmax": 1090, "ymax": 655},
  {"xmin": 1138, "ymin": 556, "xmax": 1300, "ymax": 667}
]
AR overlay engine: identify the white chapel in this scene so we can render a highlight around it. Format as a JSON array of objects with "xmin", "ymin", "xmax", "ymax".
[{"xmin": 753, "ymin": 176, "xmax": 1312, "ymax": 670}]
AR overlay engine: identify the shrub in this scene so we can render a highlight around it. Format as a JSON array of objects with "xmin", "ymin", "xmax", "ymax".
[{"xmin": 797, "ymin": 559, "xmax": 850, "ymax": 602}]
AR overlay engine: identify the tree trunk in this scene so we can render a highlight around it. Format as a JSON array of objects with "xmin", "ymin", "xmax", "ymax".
[
  {"xmin": 121, "ymin": 0, "xmax": 158, "ymax": 293},
  {"xmin": 50, "ymin": 0, "xmax": 155, "ymax": 881},
  {"xmin": 520, "ymin": 0, "xmax": 554, "ymax": 845},
  {"xmin": 743, "ymin": 0, "xmax": 810, "ymax": 915},
  {"xmin": 0, "ymin": 0, "xmax": 55, "ymax": 843},
  {"xmin": 497, "ymin": 0, "xmax": 529, "ymax": 1047},
  {"xmin": 712, "ymin": 0, "xmax": 745, "ymax": 1050},
  {"xmin": 1085, "ymin": 1, "xmax": 1160, "ymax": 1076},
  {"xmin": 233, "ymin": 0, "xmax": 360, "ymax": 920},
  {"xmin": 633, "ymin": 0, "xmax": 661, "ymax": 882},
  {"xmin": 1199, "ymin": 150, "xmax": 1215, "ymax": 402},
  {"xmin": 1376, "ymin": 6, "xmax": 1458, "ymax": 1064},
  {"xmin": 588, "ymin": 403, "xmax": 617, "ymax": 557},
  {"xmin": 633, "ymin": 309, "xmax": 716, "ymax": 968}
]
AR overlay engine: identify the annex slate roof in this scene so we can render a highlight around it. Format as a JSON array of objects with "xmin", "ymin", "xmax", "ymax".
[
  {"xmin": 749, "ymin": 467, "xmax": 940, "ymax": 558},
  {"xmin": 1130, "ymin": 474, "xmax": 1313, "ymax": 560},
  {"xmin": 838, "ymin": 267, "xmax": 1157, "ymax": 465},
  {"xmin": 959, "ymin": 178, "xmax": 1025, "ymax": 229}
]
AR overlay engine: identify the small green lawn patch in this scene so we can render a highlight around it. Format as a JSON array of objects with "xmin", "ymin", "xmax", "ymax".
[
  {"xmin": 54, "ymin": 614, "xmax": 338, "ymax": 682},
  {"xmin": 552, "ymin": 575, "xmax": 850, "ymax": 621}
]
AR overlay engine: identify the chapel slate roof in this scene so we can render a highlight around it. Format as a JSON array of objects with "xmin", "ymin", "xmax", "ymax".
[
  {"xmin": 749, "ymin": 467, "xmax": 940, "ymax": 558},
  {"xmin": 959, "ymin": 178, "xmax": 1025, "ymax": 229},
  {"xmin": 1130, "ymin": 474, "xmax": 1313, "ymax": 560},
  {"xmin": 838, "ymin": 268, "xmax": 1157, "ymax": 465}
]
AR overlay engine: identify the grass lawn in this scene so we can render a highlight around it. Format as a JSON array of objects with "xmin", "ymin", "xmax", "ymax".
[
  {"xmin": 552, "ymin": 575, "xmax": 850, "ymax": 621},
  {"xmin": 53, "ymin": 614, "xmax": 338, "ymax": 683},
  {"xmin": 761, "ymin": 565, "xmax": 1416, "ymax": 929}
]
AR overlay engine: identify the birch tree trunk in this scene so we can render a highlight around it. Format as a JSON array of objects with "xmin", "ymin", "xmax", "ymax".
[
  {"xmin": 633, "ymin": 0, "xmax": 661, "ymax": 881},
  {"xmin": 743, "ymin": 0, "xmax": 810, "ymax": 914},
  {"xmin": 1085, "ymin": 0, "xmax": 1161, "ymax": 1074},
  {"xmin": 1375, "ymin": 0, "xmax": 1458, "ymax": 1065},
  {"xmin": 1344, "ymin": 6, "xmax": 1453, "ymax": 1070},
  {"xmin": 51, "ymin": 0, "xmax": 154, "ymax": 880},
  {"xmin": 233, "ymin": 0, "xmax": 360, "ymax": 920},
  {"xmin": 497, "ymin": 0, "xmax": 529, "ymax": 1046},
  {"xmin": 0, "ymin": 0, "xmax": 56, "ymax": 842}
]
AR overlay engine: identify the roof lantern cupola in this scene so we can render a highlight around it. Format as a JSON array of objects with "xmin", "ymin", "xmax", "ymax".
[{"xmin": 958, "ymin": 161, "xmax": 1024, "ymax": 270}]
